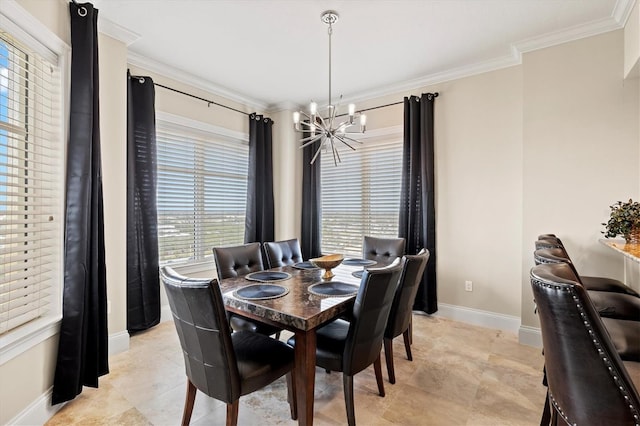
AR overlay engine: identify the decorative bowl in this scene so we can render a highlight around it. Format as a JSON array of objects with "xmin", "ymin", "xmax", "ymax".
[{"xmin": 309, "ymin": 254, "xmax": 344, "ymax": 280}]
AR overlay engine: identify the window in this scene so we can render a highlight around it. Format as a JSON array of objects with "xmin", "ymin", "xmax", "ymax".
[
  {"xmin": 0, "ymin": 29, "xmax": 62, "ymax": 336},
  {"xmin": 321, "ymin": 129, "xmax": 403, "ymax": 256},
  {"xmin": 156, "ymin": 115, "xmax": 249, "ymax": 267}
]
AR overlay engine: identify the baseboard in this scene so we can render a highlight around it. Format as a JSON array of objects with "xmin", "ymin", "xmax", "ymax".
[
  {"xmin": 108, "ymin": 330, "xmax": 130, "ymax": 356},
  {"xmin": 434, "ymin": 303, "xmax": 521, "ymax": 334},
  {"xmin": 518, "ymin": 325, "xmax": 543, "ymax": 348},
  {"xmin": 434, "ymin": 303, "xmax": 542, "ymax": 348},
  {"xmin": 9, "ymin": 387, "xmax": 64, "ymax": 426}
]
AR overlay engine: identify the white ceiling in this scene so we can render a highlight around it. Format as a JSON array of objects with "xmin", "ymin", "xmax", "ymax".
[{"xmin": 94, "ymin": 0, "xmax": 632, "ymax": 110}]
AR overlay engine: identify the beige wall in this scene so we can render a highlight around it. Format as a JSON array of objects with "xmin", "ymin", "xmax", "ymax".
[
  {"xmin": 3, "ymin": 0, "xmax": 640, "ymax": 422},
  {"xmin": 521, "ymin": 30, "xmax": 640, "ymax": 327}
]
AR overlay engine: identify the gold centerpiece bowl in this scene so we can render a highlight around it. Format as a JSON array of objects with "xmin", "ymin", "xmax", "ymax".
[{"xmin": 310, "ymin": 254, "xmax": 344, "ymax": 280}]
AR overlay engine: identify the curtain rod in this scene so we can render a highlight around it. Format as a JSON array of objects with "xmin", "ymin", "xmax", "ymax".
[
  {"xmin": 140, "ymin": 77, "xmax": 438, "ymax": 118},
  {"xmin": 153, "ymin": 82, "xmax": 251, "ymax": 117}
]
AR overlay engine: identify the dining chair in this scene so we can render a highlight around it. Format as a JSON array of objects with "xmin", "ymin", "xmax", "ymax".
[
  {"xmin": 287, "ymin": 258, "xmax": 405, "ymax": 426},
  {"xmin": 535, "ymin": 236, "xmax": 638, "ymax": 296},
  {"xmin": 533, "ymin": 247, "xmax": 640, "ymax": 321},
  {"xmin": 160, "ymin": 267, "xmax": 297, "ymax": 426},
  {"xmin": 383, "ymin": 249, "xmax": 430, "ymax": 384},
  {"xmin": 529, "ymin": 262, "xmax": 640, "ymax": 425},
  {"xmin": 263, "ymin": 238, "xmax": 303, "ymax": 268},
  {"xmin": 362, "ymin": 236, "xmax": 406, "ymax": 266},
  {"xmin": 213, "ymin": 243, "xmax": 282, "ymax": 337}
]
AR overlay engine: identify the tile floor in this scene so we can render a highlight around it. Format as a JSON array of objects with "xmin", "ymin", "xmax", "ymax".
[{"xmin": 46, "ymin": 315, "xmax": 547, "ymax": 425}]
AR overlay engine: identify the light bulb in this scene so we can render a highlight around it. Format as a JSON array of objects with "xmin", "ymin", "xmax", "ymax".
[
  {"xmin": 310, "ymin": 102, "xmax": 317, "ymax": 115},
  {"xmin": 348, "ymin": 104, "xmax": 355, "ymax": 116},
  {"xmin": 293, "ymin": 111, "xmax": 300, "ymax": 124},
  {"xmin": 360, "ymin": 114, "xmax": 367, "ymax": 126}
]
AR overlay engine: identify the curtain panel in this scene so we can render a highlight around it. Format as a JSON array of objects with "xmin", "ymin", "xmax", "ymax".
[
  {"xmin": 400, "ymin": 93, "xmax": 438, "ymax": 314},
  {"xmin": 301, "ymin": 137, "xmax": 322, "ymax": 259},
  {"xmin": 126, "ymin": 72, "xmax": 160, "ymax": 332},
  {"xmin": 52, "ymin": 1, "xmax": 109, "ymax": 405},
  {"xmin": 244, "ymin": 114, "xmax": 275, "ymax": 244}
]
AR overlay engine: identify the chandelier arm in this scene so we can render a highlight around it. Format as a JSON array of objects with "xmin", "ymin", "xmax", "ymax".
[
  {"xmin": 329, "ymin": 138, "xmax": 339, "ymax": 166},
  {"xmin": 338, "ymin": 135, "xmax": 364, "ymax": 144},
  {"xmin": 310, "ymin": 138, "xmax": 326, "ymax": 164},
  {"xmin": 334, "ymin": 141, "xmax": 342, "ymax": 163},
  {"xmin": 334, "ymin": 135, "xmax": 357, "ymax": 151},
  {"xmin": 300, "ymin": 134, "xmax": 325, "ymax": 149},
  {"xmin": 298, "ymin": 133, "xmax": 323, "ymax": 143}
]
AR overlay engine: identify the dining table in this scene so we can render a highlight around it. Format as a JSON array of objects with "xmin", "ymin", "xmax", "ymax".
[{"xmin": 218, "ymin": 259, "xmax": 372, "ymax": 426}]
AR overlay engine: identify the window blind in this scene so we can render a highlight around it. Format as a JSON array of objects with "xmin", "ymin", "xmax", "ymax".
[
  {"xmin": 0, "ymin": 30, "xmax": 61, "ymax": 335},
  {"xmin": 156, "ymin": 121, "xmax": 249, "ymax": 266},
  {"xmin": 321, "ymin": 134, "xmax": 403, "ymax": 256}
]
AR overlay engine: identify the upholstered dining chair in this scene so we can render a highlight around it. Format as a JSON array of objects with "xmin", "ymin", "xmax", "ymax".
[
  {"xmin": 160, "ymin": 267, "xmax": 297, "ymax": 426},
  {"xmin": 383, "ymin": 249, "xmax": 430, "ymax": 384},
  {"xmin": 362, "ymin": 236, "xmax": 406, "ymax": 266},
  {"xmin": 287, "ymin": 259, "xmax": 405, "ymax": 426},
  {"xmin": 535, "ymin": 236, "xmax": 638, "ymax": 296},
  {"xmin": 529, "ymin": 262, "xmax": 640, "ymax": 425},
  {"xmin": 533, "ymin": 247, "xmax": 640, "ymax": 321},
  {"xmin": 263, "ymin": 238, "xmax": 303, "ymax": 268},
  {"xmin": 213, "ymin": 243, "xmax": 282, "ymax": 337}
]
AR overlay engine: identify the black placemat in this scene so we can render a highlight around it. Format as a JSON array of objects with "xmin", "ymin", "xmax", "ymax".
[
  {"xmin": 342, "ymin": 258, "xmax": 377, "ymax": 267},
  {"xmin": 234, "ymin": 284, "xmax": 289, "ymax": 300},
  {"xmin": 292, "ymin": 261, "xmax": 319, "ymax": 270},
  {"xmin": 245, "ymin": 271, "xmax": 292, "ymax": 282},
  {"xmin": 308, "ymin": 281, "xmax": 359, "ymax": 297}
]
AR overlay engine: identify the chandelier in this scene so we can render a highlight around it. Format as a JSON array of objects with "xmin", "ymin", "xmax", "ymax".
[{"xmin": 293, "ymin": 10, "xmax": 367, "ymax": 165}]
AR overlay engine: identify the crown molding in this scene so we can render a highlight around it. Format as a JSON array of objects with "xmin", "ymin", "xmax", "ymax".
[
  {"xmin": 127, "ymin": 51, "xmax": 269, "ymax": 112},
  {"xmin": 613, "ymin": 0, "xmax": 637, "ymax": 26},
  {"xmin": 98, "ymin": 16, "xmax": 140, "ymax": 46}
]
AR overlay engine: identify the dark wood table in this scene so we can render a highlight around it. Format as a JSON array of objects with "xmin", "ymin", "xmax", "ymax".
[{"xmin": 219, "ymin": 262, "xmax": 363, "ymax": 426}]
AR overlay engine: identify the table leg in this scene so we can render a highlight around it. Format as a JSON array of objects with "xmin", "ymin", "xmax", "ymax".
[{"xmin": 294, "ymin": 329, "xmax": 316, "ymax": 426}]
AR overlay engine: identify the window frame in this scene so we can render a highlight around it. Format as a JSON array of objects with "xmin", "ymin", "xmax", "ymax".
[
  {"xmin": 0, "ymin": 2, "xmax": 69, "ymax": 365},
  {"xmin": 155, "ymin": 111, "xmax": 249, "ymax": 270}
]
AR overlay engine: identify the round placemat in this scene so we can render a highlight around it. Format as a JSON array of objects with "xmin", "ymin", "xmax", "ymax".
[
  {"xmin": 245, "ymin": 271, "xmax": 292, "ymax": 282},
  {"xmin": 351, "ymin": 270, "xmax": 364, "ymax": 279},
  {"xmin": 292, "ymin": 261, "xmax": 319, "ymax": 270},
  {"xmin": 308, "ymin": 281, "xmax": 359, "ymax": 297},
  {"xmin": 234, "ymin": 284, "xmax": 289, "ymax": 300},
  {"xmin": 343, "ymin": 258, "xmax": 377, "ymax": 267}
]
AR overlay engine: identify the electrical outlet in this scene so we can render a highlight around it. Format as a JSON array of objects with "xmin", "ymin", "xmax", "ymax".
[{"xmin": 465, "ymin": 280, "xmax": 473, "ymax": 292}]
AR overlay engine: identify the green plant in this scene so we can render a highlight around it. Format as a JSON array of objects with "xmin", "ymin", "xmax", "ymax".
[{"xmin": 602, "ymin": 199, "xmax": 640, "ymax": 240}]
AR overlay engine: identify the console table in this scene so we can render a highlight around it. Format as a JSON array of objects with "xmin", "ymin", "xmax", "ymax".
[{"xmin": 599, "ymin": 239, "xmax": 640, "ymax": 292}]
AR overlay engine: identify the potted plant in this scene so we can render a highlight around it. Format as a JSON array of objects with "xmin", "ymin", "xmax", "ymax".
[{"xmin": 602, "ymin": 199, "xmax": 640, "ymax": 244}]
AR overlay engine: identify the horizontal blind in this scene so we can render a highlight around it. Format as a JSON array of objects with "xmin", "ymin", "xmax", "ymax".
[
  {"xmin": 0, "ymin": 30, "xmax": 61, "ymax": 335},
  {"xmin": 156, "ymin": 121, "xmax": 248, "ymax": 266},
  {"xmin": 321, "ymin": 135, "xmax": 403, "ymax": 256}
]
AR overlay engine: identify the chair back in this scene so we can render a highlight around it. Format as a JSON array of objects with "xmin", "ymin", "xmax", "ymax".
[
  {"xmin": 534, "ymin": 238, "xmax": 563, "ymax": 250},
  {"xmin": 530, "ymin": 263, "xmax": 640, "ymax": 425},
  {"xmin": 344, "ymin": 258, "xmax": 405, "ymax": 376},
  {"xmin": 263, "ymin": 239, "xmax": 303, "ymax": 268},
  {"xmin": 213, "ymin": 242, "xmax": 264, "ymax": 279},
  {"xmin": 533, "ymin": 247, "xmax": 584, "ymax": 282},
  {"xmin": 363, "ymin": 236, "xmax": 406, "ymax": 265},
  {"xmin": 161, "ymin": 267, "xmax": 240, "ymax": 404},
  {"xmin": 385, "ymin": 249, "xmax": 430, "ymax": 340}
]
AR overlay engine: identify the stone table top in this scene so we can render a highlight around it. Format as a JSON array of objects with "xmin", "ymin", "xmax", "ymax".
[{"xmin": 599, "ymin": 239, "xmax": 640, "ymax": 264}]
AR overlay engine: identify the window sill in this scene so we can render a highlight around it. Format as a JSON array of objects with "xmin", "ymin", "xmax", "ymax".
[{"xmin": 0, "ymin": 315, "xmax": 61, "ymax": 366}]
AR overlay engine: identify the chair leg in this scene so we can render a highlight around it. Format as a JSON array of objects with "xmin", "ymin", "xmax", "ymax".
[
  {"xmin": 226, "ymin": 401, "xmax": 239, "ymax": 426},
  {"xmin": 540, "ymin": 390, "xmax": 551, "ymax": 426},
  {"xmin": 373, "ymin": 354, "xmax": 385, "ymax": 397},
  {"xmin": 275, "ymin": 331, "xmax": 281, "ymax": 340},
  {"xmin": 182, "ymin": 379, "xmax": 197, "ymax": 426},
  {"xmin": 343, "ymin": 374, "xmax": 356, "ymax": 426},
  {"xmin": 383, "ymin": 337, "xmax": 396, "ymax": 384},
  {"xmin": 402, "ymin": 329, "xmax": 413, "ymax": 361},
  {"xmin": 286, "ymin": 371, "xmax": 298, "ymax": 420},
  {"xmin": 408, "ymin": 316, "xmax": 413, "ymax": 345}
]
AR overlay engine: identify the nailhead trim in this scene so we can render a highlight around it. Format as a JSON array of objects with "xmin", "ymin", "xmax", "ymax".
[{"xmin": 532, "ymin": 277, "xmax": 640, "ymax": 426}]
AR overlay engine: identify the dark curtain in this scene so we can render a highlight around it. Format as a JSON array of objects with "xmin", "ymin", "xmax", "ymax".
[
  {"xmin": 244, "ymin": 113, "xmax": 275, "ymax": 243},
  {"xmin": 400, "ymin": 93, "xmax": 438, "ymax": 314},
  {"xmin": 126, "ymin": 72, "xmax": 160, "ymax": 332},
  {"xmin": 301, "ymin": 137, "xmax": 322, "ymax": 259},
  {"xmin": 52, "ymin": 2, "xmax": 108, "ymax": 405}
]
